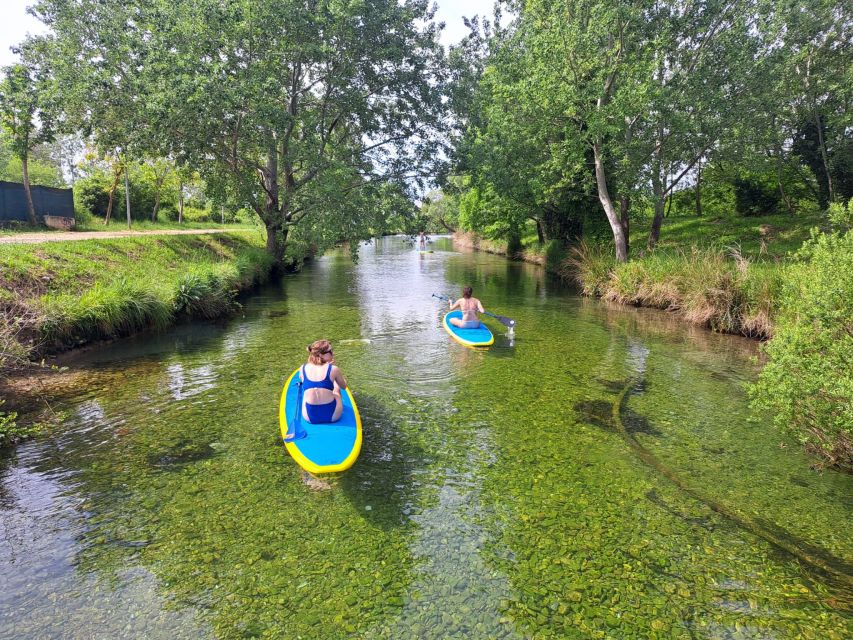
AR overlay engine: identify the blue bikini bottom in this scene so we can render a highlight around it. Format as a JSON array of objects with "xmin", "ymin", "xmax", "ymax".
[
  {"xmin": 305, "ymin": 400, "xmax": 337, "ymax": 424},
  {"xmin": 457, "ymin": 320, "xmax": 481, "ymax": 329}
]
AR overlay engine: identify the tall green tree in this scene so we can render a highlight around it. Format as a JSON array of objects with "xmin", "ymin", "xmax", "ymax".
[
  {"xmin": 35, "ymin": 0, "xmax": 446, "ymax": 264},
  {"xmin": 0, "ymin": 53, "xmax": 57, "ymax": 225}
]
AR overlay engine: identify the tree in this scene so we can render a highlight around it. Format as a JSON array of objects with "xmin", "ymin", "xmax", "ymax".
[
  {"xmin": 35, "ymin": 0, "xmax": 446, "ymax": 264},
  {"xmin": 0, "ymin": 55, "xmax": 56, "ymax": 225}
]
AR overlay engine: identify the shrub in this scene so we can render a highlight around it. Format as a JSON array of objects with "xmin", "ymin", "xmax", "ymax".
[
  {"xmin": 827, "ymin": 199, "xmax": 852, "ymax": 231},
  {"xmin": 180, "ymin": 206, "xmax": 213, "ymax": 223},
  {"xmin": 750, "ymin": 230, "xmax": 853, "ymax": 470},
  {"xmin": 732, "ymin": 175, "xmax": 781, "ymax": 217}
]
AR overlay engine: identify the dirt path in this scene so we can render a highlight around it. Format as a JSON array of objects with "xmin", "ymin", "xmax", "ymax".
[{"xmin": 0, "ymin": 228, "xmax": 239, "ymax": 245}]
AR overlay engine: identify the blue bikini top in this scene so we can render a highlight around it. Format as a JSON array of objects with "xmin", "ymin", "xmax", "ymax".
[{"xmin": 301, "ymin": 364, "xmax": 335, "ymax": 391}]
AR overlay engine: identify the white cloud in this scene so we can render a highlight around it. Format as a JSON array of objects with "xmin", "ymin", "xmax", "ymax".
[
  {"xmin": 433, "ymin": 1, "xmax": 496, "ymax": 48},
  {"xmin": 0, "ymin": 1, "xmax": 48, "ymax": 67}
]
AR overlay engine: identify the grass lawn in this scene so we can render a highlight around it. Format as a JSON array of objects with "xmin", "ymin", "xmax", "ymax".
[
  {"xmin": 0, "ymin": 230, "xmax": 272, "ymax": 362},
  {"xmin": 628, "ymin": 211, "xmax": 826, "ymax": 259}
]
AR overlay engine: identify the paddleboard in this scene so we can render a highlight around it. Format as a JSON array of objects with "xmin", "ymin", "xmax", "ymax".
[
  {"xmin": 442, "ymin": 310, "xmax": 494, "ymax": 347},
  {"xmin": 279, "ymin": 368, "xmax": 362, "ymax": 475}
]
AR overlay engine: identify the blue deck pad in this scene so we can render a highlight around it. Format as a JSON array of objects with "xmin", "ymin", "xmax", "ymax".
[
  {"xmin": 281, "ymin": 369, "xmax": 361, "ymax": 472},
  {"xmin": 443, "ymin": 310, "xmax": 494, "ymax": 347}
]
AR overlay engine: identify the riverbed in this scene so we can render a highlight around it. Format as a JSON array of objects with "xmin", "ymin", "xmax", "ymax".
[{"xmin": 1, "ymin": 236, "xmax": 850, "ymax": 639}]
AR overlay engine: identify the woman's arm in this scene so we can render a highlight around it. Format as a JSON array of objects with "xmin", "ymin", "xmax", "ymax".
[
  {"xmin": 448, "ymin": 298, "xmax": 461, "ymax": 311},
  {"xmin": 333, "ymin": 366, "xmax": 348, "ymax": 390},
  {"xmin": 477, "ymin": 299, "xmax": 485, "ymax": 313}
]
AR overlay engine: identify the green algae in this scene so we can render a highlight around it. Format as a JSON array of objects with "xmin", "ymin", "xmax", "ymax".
[{"xmin": 0, "ymin": 236, "xmax": 850, "ymax": 638}]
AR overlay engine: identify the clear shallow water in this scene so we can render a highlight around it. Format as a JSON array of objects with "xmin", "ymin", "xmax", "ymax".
[{"xmin": 1, "ymin": 235, "xmax": 850, "ymax": 639}]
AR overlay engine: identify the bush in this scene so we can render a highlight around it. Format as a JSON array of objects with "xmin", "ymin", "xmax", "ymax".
[
  {"xmin": 73, "ymin": 168, "xmax": 177, "ymax": 222},
  {"xmin": 750, "ymin": 230, "xmax": 853, "ymax": 470},
  {"xmin": 827, "ymin": 199, "xmax": 852, "ymax": 231},
  {"xmin": 733, "ymin": 175, "xmax": 781, "ymax": 217},
  {"xmin": 565, "ymin": 242, "xmax": 779, "ymax": 338},
  {"xmin": 180, "ymin": 206, "xmax": 213, "ymax": 223}
]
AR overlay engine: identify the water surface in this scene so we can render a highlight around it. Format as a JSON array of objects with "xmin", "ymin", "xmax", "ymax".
[{"xmin": 1, "ymin": 236, "xmax": 850, "ymax": 639}]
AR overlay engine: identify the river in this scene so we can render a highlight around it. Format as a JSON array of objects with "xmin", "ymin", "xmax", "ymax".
[{"xmin": 1, "ymin": 235, "xmax": 850, "ymax": 639}]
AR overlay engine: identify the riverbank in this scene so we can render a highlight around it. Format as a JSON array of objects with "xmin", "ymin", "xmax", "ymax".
[
  {"xmin": 0, "ymin": 230, "xmax": 274, "ymax": 370},
  {"xmin": 454, "ymin": 213, "xmax": 826, "ymax": 340}
]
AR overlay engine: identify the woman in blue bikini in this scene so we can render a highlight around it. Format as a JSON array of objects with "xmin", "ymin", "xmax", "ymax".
[
  {"xmin": 301, "ymin": 340, "xmax": 348, "ymax": 423},
  {"xmin": 448, "ymin": 286, "xmax": 485, "ymax": 329}
]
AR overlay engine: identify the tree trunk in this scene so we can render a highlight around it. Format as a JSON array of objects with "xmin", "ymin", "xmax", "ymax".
[
  {"xmin": 620, "ymin": 195, "xmax": 630, "ymax": 257},
  {"xmin": 592, "ymin": 142, "xmax": 628, "ymax": 263},
  {"xmin": 20, "ymin": 153, "xmax": 38, "ymax": 225},
  {"xmin": 535, "ymin": 217, "xmax": 545, "ymax": 244},
  {"xmin": 776, "ymin": 146, "xmax": 795, "ymax": 215},
  {"xmin": 104, "ymin": 166, "xmax": 122, "ymax": 224},
  {"xmin": 265, "ymin": 222, "xmax": 288, "ymax": 265},
  {"xmin": 813, "ymin": 110, "xmax": 834, "ymax": 203},
  {"xmin": 261, "ymin": 145, "xmax": 286, "ymax": 266},
  {"xmin": 152, "ymin": 191, "xmax": 162, "ymax": 222},
  {"xmin": 124, "ymin": 165, "xmax": 132, "ymax": 229},
  {"xmin": 151, "ymin": 172, "xmax": 167, "ymax": 222},
  {"xmin": 178, "ymin": 180, "xmax": 184, "ymax": 223},
  {"xmin": 648, "ymin": 167, "xmax": 665, "ymax": 250},
  {"xmin": 695, "ymin": 162, "xmax": 702, "ymax": 216}
]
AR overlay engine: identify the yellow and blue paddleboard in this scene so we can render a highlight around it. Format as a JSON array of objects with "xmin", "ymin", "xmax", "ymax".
[
  {"xmin": 279, "ymin": 368, "xmax": 362, "ymax": 475},
  {"xmin": 443, "ymin": 310, "xmax": 494, "ymax": 348}
]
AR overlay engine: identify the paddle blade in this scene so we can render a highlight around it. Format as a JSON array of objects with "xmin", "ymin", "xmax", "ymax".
[
  {"xmin": 495, "ymin": 315, "xmax": 516, "ymax": 328},
  {"xmin": 484, "ymin": 311, "xmax": 516, "ymax": 328}
]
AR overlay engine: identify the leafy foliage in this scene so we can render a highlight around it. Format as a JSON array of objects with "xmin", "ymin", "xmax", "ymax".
[
  {"xmin": 34, "ymin": 0, "xmax": 447, "ymax": 262},
  {"xmin": 750, "ymin": 230, "xmax": 853, "ymax": 469},
  {"xmin": 0, "ymin": 399, "xmax": 41, "ymax": 448}
]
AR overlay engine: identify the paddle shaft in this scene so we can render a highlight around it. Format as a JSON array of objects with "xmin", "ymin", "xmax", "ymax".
[{"xmin": 286, "ymin": 379, "xmax": 304, "ymax": 441}]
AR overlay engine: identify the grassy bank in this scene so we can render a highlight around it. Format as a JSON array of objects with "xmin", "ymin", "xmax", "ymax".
[
  {"xmin": 566, "ymin": 242, "xmax": 780, "ymax": 338},
  {"xmin": 457, "ymin": 213, "xmax": 827, "ymax": 339},
  {"xmin": 0, "ymin": 230, "xmax": 273, "ymax": 366}
]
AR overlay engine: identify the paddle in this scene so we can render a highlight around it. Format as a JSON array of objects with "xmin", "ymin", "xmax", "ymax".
[
  {"xmin": 284, "ymin": 377, "xmax": 307, "ymax": 442},
  {"xmin": 431, "ymin": 293, "xmax": 516, "ymax": 329}
]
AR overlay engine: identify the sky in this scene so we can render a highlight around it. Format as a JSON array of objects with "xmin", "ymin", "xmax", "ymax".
[{"xmin": 0, "ymin": 0, "xmax": 497, "ymax": 67}]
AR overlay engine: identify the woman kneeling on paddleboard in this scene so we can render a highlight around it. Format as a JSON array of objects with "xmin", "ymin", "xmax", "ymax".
[
  {"xmin": 301, "ymin": 340, "xmax": 348, "ymax": 423},
  {"xmin": 448, "ymin": 286, "xmax": 485, "ymax": 329}
]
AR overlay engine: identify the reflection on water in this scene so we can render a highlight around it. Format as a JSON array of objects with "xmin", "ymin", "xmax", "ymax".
[{"xmin": 1, "ymin": 235, "xmax": 850, "ymax": 639}]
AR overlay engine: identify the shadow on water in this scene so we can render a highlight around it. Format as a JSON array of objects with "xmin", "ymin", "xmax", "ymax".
[
  {"xmin": 338, "ymin": 393, "xmax": 427, "ymax": 532},
  {"xmin": 603, "ymin": 375, "xmax": 853, "ymax": 609}
]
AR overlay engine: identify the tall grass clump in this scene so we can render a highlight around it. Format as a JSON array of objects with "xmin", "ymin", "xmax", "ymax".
[
  {"xmin": 564, "ymin": 242, "xmax": 780, "ymax": 338},
  {"xmin": 750, "ymin": 230, "xmax": 853, "ymax": 470},
  {"xmin": 565, "ymin": 241, "xmax": 615, "ymax": 296},
  {"xmin": 174, "ymin": 267, "xmax": 239, "ymax": 319},
  {"xmin": 41, "ymin": 279, "xmax": 172, "ymax": 345}
]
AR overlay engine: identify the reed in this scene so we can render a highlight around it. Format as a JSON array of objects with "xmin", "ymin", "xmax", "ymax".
[{"xmin": 565, "ymin": 242, "xmax": 781, "ymax": 339}]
